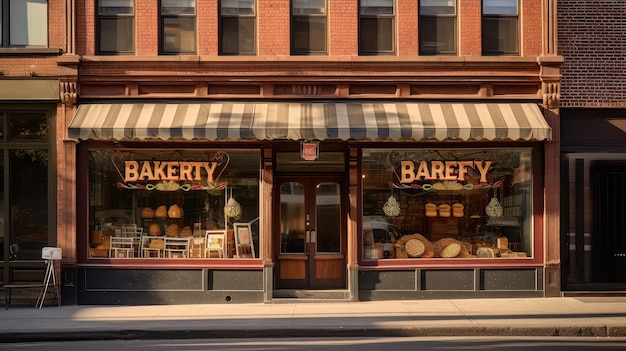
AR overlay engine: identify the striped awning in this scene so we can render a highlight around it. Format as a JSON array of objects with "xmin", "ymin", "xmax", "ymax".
[{"xmin": 68, "ymin": 102, "xmax": 551, "ymax": 142}]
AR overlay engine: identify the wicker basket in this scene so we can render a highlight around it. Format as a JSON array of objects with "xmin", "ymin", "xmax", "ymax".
[
  {"xmin": 434, "ymin": 238, "xmax": 475, "ymax": 258},
  {"xmin": 395, "ymin": 233, "xmax": 433, "ymax": 258}
]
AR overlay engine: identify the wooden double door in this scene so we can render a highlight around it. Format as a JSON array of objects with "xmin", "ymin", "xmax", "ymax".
[{"xmin": 274, "ymin": 176, "xmax": 346, "ymax": 290}]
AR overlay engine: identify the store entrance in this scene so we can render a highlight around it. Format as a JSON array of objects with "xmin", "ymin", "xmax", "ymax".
[
  {"xmin": 273, "ymin": 176, "xmax": 346, "ymax": 290},
  {"xmin": 592, "ymin": 161, "xmax": 626, "ymax": 283}
]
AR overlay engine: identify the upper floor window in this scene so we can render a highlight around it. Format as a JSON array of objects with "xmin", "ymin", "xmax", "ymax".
[
  {"xmin": 291, "ymin": 0, "xmax": 327, "ymax": 55},
  {"xmin": 219, "ymin": 0, "xmax": 255, "ymax": 55},
  {"xmin": 419, "ymin": 0, "xmax": 456, "ymax": 55},
  {"xmin": 160, "ymin": 0, "xmax": 196, "ymax": 54},
  {"xmin": 358, "ymin": 0, "xmax": 395, "ymax": 55},
  {"xmin": 482, "ymin": 0, "xmax": 518, "ymax": 55},
  {"xmin": 97, "ymin": 0, "xmax": 134, "ymax": 54},
  {"xmin": 0, "ymin": 0, "xmax": 48, "ymax": 48}
]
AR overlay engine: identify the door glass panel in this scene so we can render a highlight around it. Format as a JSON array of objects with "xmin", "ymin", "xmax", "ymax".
[
  {"xmin": 280, "ymin": 182, "xmax": 305, "ymax": 253},
  {"xmin": 316, "ymin": 182, "xmax": 340, "ymax": 253}
]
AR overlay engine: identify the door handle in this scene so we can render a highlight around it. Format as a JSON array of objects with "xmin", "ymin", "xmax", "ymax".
[{"xmin": 305, "ymin": 231, "xmax": 310, "ymax": 256}]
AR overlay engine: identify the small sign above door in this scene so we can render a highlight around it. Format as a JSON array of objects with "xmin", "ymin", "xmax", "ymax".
[{"xmin": 301, "ymin": 142, "xmax": 319, "ymax": 161}]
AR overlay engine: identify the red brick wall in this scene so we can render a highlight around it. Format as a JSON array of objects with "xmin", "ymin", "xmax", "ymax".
[
  {"xmin": 258, "ymin": 0, "xmax": 290, "ymax": 55},
  {"xmin": 558, "ymin": 1, "xmax": 626, "ymax": 107},
  {"xmin": 0, "ymin": 1, "xmax": 66, "ymax": 77},
  {"xmin": 73, "ymin": 0, "xmax": 544, "ymax": 59},
  {"xmin": 397, "ymin": 0, "xmax": 418, "ymax": 55},
  {"xmin": 329, "ymin": 0, "xmax": 358, "ymax": 55},
  {"xmin": 459, "ymin": 0, "xmax": 482, "ymax": 56},
  {"xmin": 135, "ymin": 1, "xmax": 158, "ymax": 55}
]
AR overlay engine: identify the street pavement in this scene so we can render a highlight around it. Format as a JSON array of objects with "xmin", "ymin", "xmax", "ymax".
[{"xmin": 1, "ymin": 297, "xmax": 626, "ymax": 342}]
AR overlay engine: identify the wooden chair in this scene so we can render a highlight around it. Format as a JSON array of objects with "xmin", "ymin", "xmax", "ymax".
[
  {"xmin": 109, "ymin": 236, "xmax": 134, "ymax": 258},
  {"xmin": 141, "ymin": 235, "xmax": 165, "ymax": 258},
  {"xmin": 164, "ymin": 237, "xmax": 191, "ymax": 258},
  {"xmin": 4, "ymin": 247, "xmax": 62, "ymax": 309}
]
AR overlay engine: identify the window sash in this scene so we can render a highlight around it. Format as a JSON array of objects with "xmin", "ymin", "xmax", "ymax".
[
  {"xmin": 419, "ymin": 15, "xmax": 456, "ymax": 55},
  {"xmin": 359, "ymin": 0, "xmax": 394, "ymax": 15},
  {"xmin": 221, "ymin": 0, "xmax": 255, "ymax": 15},
  {"xmin": 483, "ymin": 0, "xmax": 518, "ymax": 15},
  {"xmin": 420, "ymin": 0, "xmax": 456, "ymax": 15},
  {"xmin": 8, "ymin": 0, "xmax": 48, "ymax": 47},
  {"xmin": 99, "ymin": 0, "xmax": 134, "ymax": 15},
  {"xmin": 291, "ymin": 16, "xmax": 327, "ymax": 54},
  {"xmin": 482, "ymin": 16, "xmax": 518, "ymax": 55},
  {"xmin": 220, "ymin": 16, "xmax": 255, "ymax": 55},
  {"xmin": 160, "ymin": 0, "xmax": 196, "ymax": 53},
  {"xmin": 161, "ymin": 17, "xmax": 196, "ymax": 53},
  {"xmin": 99, "ymin": 16, "xmax": 134, "ymax": 53},
  {"xmin": 292, "ymin": 0, "xmax": 326, "ymax": 15},
  {"xmin": 161, "ymin": 0, "xmax": 196, "ymax": 15},
  {"xmin": 359, "ymin": 17, "xmax": 394, "ymax": 54}
]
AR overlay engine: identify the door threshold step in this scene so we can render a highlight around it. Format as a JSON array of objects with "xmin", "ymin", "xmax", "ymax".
[{"xmin": 272, "ymin": 289, "xmax": 351, "ymax": 302}]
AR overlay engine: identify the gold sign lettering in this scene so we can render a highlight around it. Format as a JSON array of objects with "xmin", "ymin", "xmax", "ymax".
[
  {"xmin": 124, "ymin": 161, "xmax": 218, "ymax": 183},
  {"xmin": 400, "ymin": 160, "xmax": 492, "ymax": 183}
]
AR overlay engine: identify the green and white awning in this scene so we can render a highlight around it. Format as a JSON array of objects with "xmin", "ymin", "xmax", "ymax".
[{"xmin": 68, "ymin": 102, "xmax": 551, "ymax": 142}]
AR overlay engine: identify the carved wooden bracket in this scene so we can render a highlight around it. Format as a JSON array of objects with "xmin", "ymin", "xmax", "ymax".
[
  {"xmin": 60, "ymin": 81, "xmax": 77, "ymax": 106},
  {"xmin": 542, "ymin": 81, "xmax": 560, "ymax": 109}
]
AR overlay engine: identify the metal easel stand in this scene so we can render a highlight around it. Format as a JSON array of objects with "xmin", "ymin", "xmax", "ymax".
[{"xmin": 35, "ymin": 259, "xmax": 56, "ymax": 309}]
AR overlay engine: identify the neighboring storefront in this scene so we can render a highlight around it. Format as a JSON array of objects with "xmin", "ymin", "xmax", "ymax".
[
  {"xmin": 561, "ymin": 109, "xmax": 626, "ymax": 291},
  {"xmin": 68, "ymin": 101, "xmax": 553, "ymax": 304},
  {"xmin": 0, "ymin": 79, "xmax": 59, "ymax": 290}
]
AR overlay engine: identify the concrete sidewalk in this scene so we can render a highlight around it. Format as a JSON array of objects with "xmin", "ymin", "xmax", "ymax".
[{"xmin": 1, "ymin": 297, "xmax": 626, "ymax": 342}]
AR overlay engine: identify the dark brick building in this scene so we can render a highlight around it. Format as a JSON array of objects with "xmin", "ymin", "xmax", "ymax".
[{"xmin": 558, "ymin": 0, "xmax": 626, "ymax": 292}]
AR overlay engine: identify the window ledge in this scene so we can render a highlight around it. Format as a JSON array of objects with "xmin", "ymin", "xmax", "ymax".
[
  {"xmin": 0, "ymin": 48, "xmax": 63, "ymax": 55},
  {"xmin": 80, "ymin": 55, "xmax": 541, "ymax": 64}
]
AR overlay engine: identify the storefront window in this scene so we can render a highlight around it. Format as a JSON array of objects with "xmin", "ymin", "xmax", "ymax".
[
  {"xmin": 88, "ymin": 149, "xmax": 260, "ymax": 260},
  {"xmin": 362, "ymin": 148, "xmax": 533, "ymax": 260},
  {"xmin": 9, "ymin": 148, "xmax": 49, "ymax": 260}
]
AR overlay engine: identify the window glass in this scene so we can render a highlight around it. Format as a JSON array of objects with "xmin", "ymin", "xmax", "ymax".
[
  {"xmin": 87, "ymin": 149, "xmax": 260, "ymax": 260},
  {"xmin": 419, "ymin": 0, "xmax": 456, "ymax": 55},
  {"xmin": 482, "ymin": 0, "xmax": 518, "ymax": 55},
  {"xmin": 9, "ymin": 112, "xmax": 48, "ymax": 141},
  {"xmin": 483, "ymin": 0, "xmax": 518, "ymax": 15},
  {"xmin": 293, "ymin": 0, "xmax": 326, "ymax": 15},
  {"xmin": 359, "ymin": 0, "xmax": 393, "ymax": 15},
  {"xmin": 291, "ymin": 0, "xmax": 327, "ymax": 55},
  {"xmin": 8, "ymin": 0, "xmax": 47, "ymax": 47},
  {"xmin": 362, "ymin": 148, "xmax": 533, "ymax": 260},
  {"xmin": 220, "ymin": 0, "xmax": 256, "ymax": 55},
  {"xmin": 160, "ymin": 0, "xmax": 196, "ymax": 53},
  {"xmin": 98, "ymin": 0, "xmax": 134, "ymax": 53},
  {"xmin": 358, "ymin": 0, "xmax": 394, "ymax": 55},
  {"xmin": 420, "ymin": 0, "xmax": 455, "ymax": 15},
  {"xmin": 9, "ymin": 148, "xmax": 49, "ymax": 260}
]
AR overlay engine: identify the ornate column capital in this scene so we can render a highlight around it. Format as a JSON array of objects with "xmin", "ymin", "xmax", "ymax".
[{"xmin": 60, "ymin": 81, "xmax": 77, "ymax": 106}]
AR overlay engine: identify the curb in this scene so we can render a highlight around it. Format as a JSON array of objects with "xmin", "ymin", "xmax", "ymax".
[{"xmin": 1, "ymin": 326, "xmax": 626, "ymax": 343}]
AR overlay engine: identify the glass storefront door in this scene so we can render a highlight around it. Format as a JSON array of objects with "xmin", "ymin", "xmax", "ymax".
[{"xmin": 274, "ymin": 176, "xmax": 346, "ymax": 289}]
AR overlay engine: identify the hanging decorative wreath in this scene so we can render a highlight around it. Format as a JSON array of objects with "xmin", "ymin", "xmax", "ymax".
[{"xmin": 383, "ymin": 195, "xmax": 400, "ymax": 217}]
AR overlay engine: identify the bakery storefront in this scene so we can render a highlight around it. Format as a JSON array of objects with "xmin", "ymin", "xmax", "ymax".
[{"xmin": 69, "ymin": 102, "xmax": 553, "ymax": 304}]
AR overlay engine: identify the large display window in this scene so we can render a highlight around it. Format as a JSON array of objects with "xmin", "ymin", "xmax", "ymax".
[
  {"xmin": 87, "ymin": 149, "xmax": 260, "ymax": 260},
  {"xmin": 362, "ymin": 148, "xmax": 533, "ymax": 260}
]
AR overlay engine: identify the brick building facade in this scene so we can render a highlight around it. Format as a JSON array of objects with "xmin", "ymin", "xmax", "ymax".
[{"xmin": 2, "ymin": 1, "xmax": 565, "ymax": 305}]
